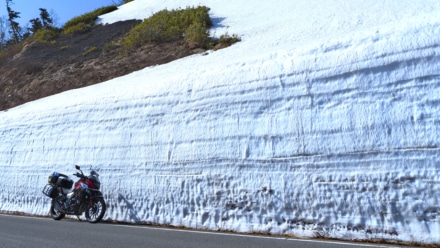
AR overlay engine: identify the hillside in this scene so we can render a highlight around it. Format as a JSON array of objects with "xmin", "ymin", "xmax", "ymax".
[{"xmin": 0, "ymin": 19, "xmax": 205, "ymax": 111}]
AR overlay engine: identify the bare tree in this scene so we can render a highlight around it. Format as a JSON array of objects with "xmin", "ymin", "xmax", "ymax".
[
  {"xmin": 0, "ymin": 16, "xmax": 7, "ymax": 50},
  {"xmin": 49, "ymin": 9, "xmax": 60, "ymax": 28}
]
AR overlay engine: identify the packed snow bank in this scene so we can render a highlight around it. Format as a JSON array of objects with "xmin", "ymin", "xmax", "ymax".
[{"xmin": 1, "ymin": 0, "xmax": 440, "ymax": 245}]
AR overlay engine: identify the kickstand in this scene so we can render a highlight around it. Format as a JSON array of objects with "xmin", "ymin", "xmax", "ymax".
[{"xmin": 76, "ymin": 215, "xmax": 82, "ymax": 222}]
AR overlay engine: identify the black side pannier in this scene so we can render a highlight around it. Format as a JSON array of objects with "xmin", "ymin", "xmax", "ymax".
[
  {"xmin": 56, "ymin": 177, "xmax": 73, "ymax": 189},
  {"xmin": 42, "ymin": 184, "xmax": 58, "ymax": 198}
]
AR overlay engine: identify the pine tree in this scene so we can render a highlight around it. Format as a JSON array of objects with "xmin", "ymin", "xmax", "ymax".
[
  {"xmin": 28, "ymin": 8, "xmax": 56, "ymax": 34},
  {"xmin": 5, "ymin": 0, "xmax": 22, "ymax": 43},
  {"xmin": 39, "ymin": 8, "xmax": 53, "ymax": 29},
  {"xmin": 29, "ymin": 18, "xmax": 43, "ymax": 33}
]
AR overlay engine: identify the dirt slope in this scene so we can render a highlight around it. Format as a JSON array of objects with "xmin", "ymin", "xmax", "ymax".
[{"xmin": 0, "ymin": 20, "xmax": 205, "ymax": 111}]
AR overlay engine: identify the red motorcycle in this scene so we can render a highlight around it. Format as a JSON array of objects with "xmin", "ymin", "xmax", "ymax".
[{"xmin": 42, "ymin": 165, "xmax": 106, "ymax": 223}]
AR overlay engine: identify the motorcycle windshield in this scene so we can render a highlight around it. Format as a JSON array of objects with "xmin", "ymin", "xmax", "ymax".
[{"xmin": 90, "ymin": 171, "xmax": 100, "ymax": 183}]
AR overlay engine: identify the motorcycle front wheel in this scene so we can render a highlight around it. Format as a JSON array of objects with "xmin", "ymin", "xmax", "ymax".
[
  {"xmin": 85, "ymin": 198, "xmax": 106, "ymax": 223},
  {"xmin": 50, "ymin": 202, "xmax": 65, "ymax": 220}
]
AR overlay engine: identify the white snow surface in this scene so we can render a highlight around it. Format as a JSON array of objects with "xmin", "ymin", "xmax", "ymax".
[{"xmin": 1, "ymin": 0, "xmax": 440, "ymax": 244}]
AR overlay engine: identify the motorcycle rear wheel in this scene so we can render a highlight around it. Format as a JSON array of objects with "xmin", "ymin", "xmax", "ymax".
[
  {"xmin": 85, "ymin": 198, "xmax": 106, "ymax": 223},
  {"xmin": 50, "ymin": 203, "xmax": 65, "ymax": 220}
]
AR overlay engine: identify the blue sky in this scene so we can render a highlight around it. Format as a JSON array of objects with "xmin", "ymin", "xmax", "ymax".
[{"xmin": 0, "ymin": 0, "xmax": 117, "ymax": 27}]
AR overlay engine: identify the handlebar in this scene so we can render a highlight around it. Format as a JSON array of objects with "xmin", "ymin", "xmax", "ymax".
[
  {"xmin": 73, "ymin": 172, "xmax": 87, "ymax": 179},
  {"xmin": 74, "ymin": 165, "xmax": 88, "ymax": 179}
]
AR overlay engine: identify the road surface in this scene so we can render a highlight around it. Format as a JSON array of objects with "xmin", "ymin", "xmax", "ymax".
[{"xmin": 0, "ymin": 214, "xmax": 404, "ymax": 248}]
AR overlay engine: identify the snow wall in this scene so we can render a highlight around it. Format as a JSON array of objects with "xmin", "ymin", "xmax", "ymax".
[{"xmin": 1, "ymin": 16, "xmax": 440, "ymax": 245}]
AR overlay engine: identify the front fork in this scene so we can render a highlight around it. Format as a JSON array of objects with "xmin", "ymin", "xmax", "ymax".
[{"xmin": 88, "ymin": 190, "xmax": 104, "ymax": 207}]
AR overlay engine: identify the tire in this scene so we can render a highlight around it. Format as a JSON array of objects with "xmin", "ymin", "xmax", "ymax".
[
  {"xmin": 50, "ymin": 203, "xmax": 65, "ymax": 220},
  {"xmin": 85, "ymin": 198, "xmax": 106, "ymax": 223}
]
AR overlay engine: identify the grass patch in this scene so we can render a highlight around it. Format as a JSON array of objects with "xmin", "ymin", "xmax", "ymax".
[
  {"xmin": 82, "ymin": 46, "xmax": 98, "ymax": 56},
  {"xmin": 60, "ymin": 45, "xmax": 70, "ymax": 51}
]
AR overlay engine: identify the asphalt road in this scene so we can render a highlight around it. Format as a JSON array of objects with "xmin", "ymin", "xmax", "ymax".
[{"xmin": 0, "ymin": 214, "xmax": 403, "ymax": 248}]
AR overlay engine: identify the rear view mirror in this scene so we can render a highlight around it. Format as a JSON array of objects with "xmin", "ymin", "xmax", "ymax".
[{"xmin": 75, "ymin": 165, "xmax": 80, "ymax": 170}]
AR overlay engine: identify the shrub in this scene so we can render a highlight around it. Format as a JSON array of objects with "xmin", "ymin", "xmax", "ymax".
[
  {"xmin": 103, "ymin": 41, "xmax": 117, "ymax": 53},
  {"xmin": 33, "ymin": 28, "xmax": 61, "ymax": 43},
  {"xmin": 63, "ymin": 23, "xmax": 91, "ymax": 35},
  {"xmin": 63, "ymin": 5, "xmax": 117, "ymax": 35},
  {"xmin": 185, "ymin": 22, "xmax": 210, "ymax": 48},
  {"xmin": 214, "ymin": 33, "xmax": 241, "ymax": 50},
  {"xmin": 122, "ymin": 6, "xmax": 212, "ymax": 51},
  {"xmin": 0, "ymin": 42, "xmax": 23, "ymax": 62}
]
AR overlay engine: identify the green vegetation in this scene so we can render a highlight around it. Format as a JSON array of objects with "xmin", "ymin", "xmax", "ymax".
[
  {"xmin": 215, "ymin": 32, "xmax": 241, "ymax": 50},
  {"xmin": 121, "ymin": 6, "xmax": 240, "ymax": 52},
  {"xmin": 1, "ymin": 4, "xmax": 240, "ymax": 61},
  {"xmin": 63, "ymin": 6, "xmax": 118, "ymax": 35},
  {"xmin": 82, "ymin": 46, "xmax": 97, "ymax": 56},
  {"xmin": 103, "ymin": 40, "xmax": 118, "ymax": 54},
  {"xmin": 0, "ymin": 42, "xmax": 23, "ymax": 61},
  {"xmin": 59, "ymin": 45, "xmax": 70, "ymax": 51},
  {"xmin": 122, "ymin": 6, "xmax": 213, "ymax": 51},
  {"xmin": 33, "ymin": 28, "xmax": 60, "ymax": 44},
  {"xmin": 63, "ymin": 22, "xmax": 91, "ymax": 35},
  {"xmin": 29, "ymin": 8, "xmax": 55, "ymax": 34},
  {"xmin": 184, "ymin": 22, "xmax": 210, "ymax": 48},
  {"xmin": 0, "ymin": 4, "xmax": 119, "ymax": 61}
]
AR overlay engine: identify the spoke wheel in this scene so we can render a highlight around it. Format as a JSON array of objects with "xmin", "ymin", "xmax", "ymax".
[{"xmin": 85, "ymin": 198, "xmax": 106, "ymax": 223}]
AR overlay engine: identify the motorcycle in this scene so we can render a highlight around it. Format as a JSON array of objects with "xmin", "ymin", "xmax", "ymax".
[{"xmin": 42, "ymin": 165, "xmax": 106, "ymax": 223}]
